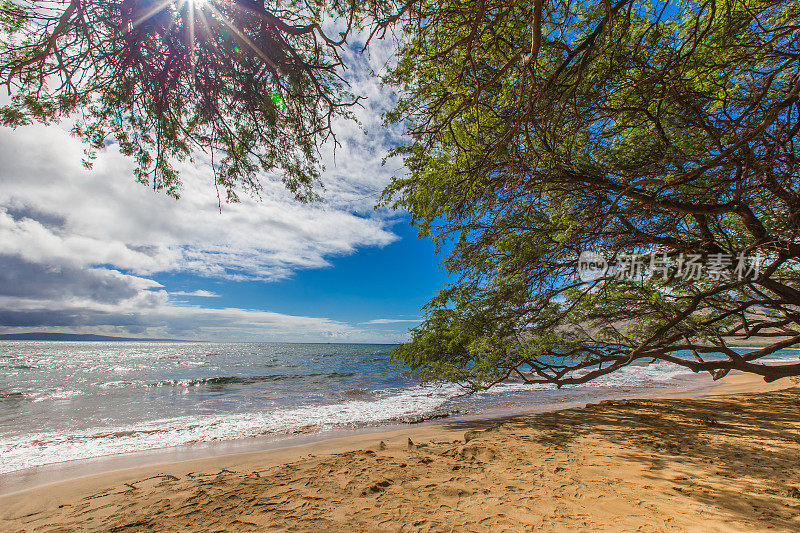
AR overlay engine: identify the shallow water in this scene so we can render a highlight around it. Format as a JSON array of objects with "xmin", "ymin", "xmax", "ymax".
[{"xmin": 0, "ymin": 341, "xmax": 795, "ymax": 474}]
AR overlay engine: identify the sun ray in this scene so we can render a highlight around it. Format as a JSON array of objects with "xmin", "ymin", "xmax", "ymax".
[
  {"xmin": 195, "ymin": 5, "xmax": 214, "ymax": 47},
  {"xmin": 204, "ymin": 2, "xmax": 279, "ymax": 71},
  {"xmin": 186, "ymin": 0, "xmax": 196, "ymax": 81}
]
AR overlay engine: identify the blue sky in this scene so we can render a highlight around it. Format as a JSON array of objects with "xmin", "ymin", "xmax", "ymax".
[
  {"xmin": 0, "ymin": 34, "xmax": 448, "ymax": 343},
  {"xmin": 150, "ymin": 218, "xmax": 447, "ymax": 338}
]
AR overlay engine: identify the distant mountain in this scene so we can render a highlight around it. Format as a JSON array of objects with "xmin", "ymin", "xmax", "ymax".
[{"xmin": 0, "ymin": 333, "xmax": 190, "ymax": 342}]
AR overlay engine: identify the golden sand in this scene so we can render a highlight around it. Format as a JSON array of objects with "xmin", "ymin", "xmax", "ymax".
[{"xmin": 1, "ymin": 373, "xmax": 799, "ymax": 532}]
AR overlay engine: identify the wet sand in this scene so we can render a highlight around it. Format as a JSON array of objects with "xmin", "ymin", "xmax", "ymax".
[{"xmin": 1, "ymin": 372, "xmax": 798, "ymax": 532}]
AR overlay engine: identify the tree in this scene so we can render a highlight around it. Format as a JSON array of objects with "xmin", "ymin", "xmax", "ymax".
[
  {"xmin": 4, "ymin": 0, "xmax": 799, "ymax": 388},
  {"xmin": 383, "ymin": 0, "xmax": 800, "ymax": 388},
  {"xmin": 0, "ymin": 0, "xmax": 404, "ymax": 201}
]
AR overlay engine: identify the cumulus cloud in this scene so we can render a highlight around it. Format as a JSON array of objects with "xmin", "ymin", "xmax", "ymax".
[
  {"xmin": 0, "ymin": 124, "xmax": 399, "ymax": 280},
  {"xmin": 0, "ymin": 293, "xmax": 381, "ymax": 341},
  {"xmin": 169, "ymin": 290, "xmax": 220, "ymax": 298},
  {"xmin": 0, "ymin": 34, "xmax": 413, "ymax": 342}
]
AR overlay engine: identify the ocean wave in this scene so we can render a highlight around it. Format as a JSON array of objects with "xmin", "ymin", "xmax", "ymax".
[
  {"xmin": 331, "ymin": 388, "xmax": 379, "ymax": 401},
  {"xmin": 0, "ymin": 383, "xmax": 459, "ymax": 474},
  {"xmin": 0, "ymin": 391, "xmax": 27, "ymax": 402},
  {"xmin": 5, "ymin": 345, "xmax": 797, "ymax": 476},
  {"xmin": 97, "ymin": 372, "xmax": 361, "ymax": 390},
  {"xmin": 0, "ymin": 388, "xmax": 83, "ymax": 403},
  {"xmin": 8, "ymin": 364, "xmax": 38, "ymax": 370}
]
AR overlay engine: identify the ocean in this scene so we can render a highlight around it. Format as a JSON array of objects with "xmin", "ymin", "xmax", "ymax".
[{"xmin": 1, "ymin": 341, "xmax": 796, "ymax": 475}]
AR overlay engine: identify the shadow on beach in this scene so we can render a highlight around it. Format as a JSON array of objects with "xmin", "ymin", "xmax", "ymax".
[{"xmin": 3, "ymin": 387, "xmax": 800, "ymax": 532}]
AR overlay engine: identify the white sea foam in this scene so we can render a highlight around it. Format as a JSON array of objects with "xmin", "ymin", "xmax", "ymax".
[
  {"xmin": 0, "ymin": 361, "xmax": 698, "ymax": 474},
  {"xmin": 0, "ymin": 388, "xmax": 85, "ymax": 403},
  {"xmin": 2, "ymin": 343, "xmax": 797, "ymax": 475},
  {"xmin": 0, "ymin": 383, "xmax": 459, "ymax": 474}
]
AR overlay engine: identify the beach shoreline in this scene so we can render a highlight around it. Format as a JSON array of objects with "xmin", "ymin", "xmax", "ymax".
[
  {"xmin": 2, "ymin": 371, "xmax": 798, "ymax": 531},
  {"xmin": 0, "ymin": 367, "xmax": 766, "ymax": 498}
]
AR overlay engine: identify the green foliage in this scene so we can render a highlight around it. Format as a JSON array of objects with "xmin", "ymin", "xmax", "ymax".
[
  {"xmin": 0, "ymin": 0, "xmax": 25, "ymax": 34},
  {"xmin": 385, "ymin": 0, "xmax": 800, "ymax": 387},
  {"xmin": 0, "ymin": 0, "xmax": 403, "ymax": 201}
]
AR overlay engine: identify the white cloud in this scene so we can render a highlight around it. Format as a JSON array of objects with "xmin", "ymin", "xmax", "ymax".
[
  {"xmin": 0, "ymin": 33, "xmax": 415, "ymax": 342},
  {"xmin": 361, "ymin": 318, "xmax": 420, "ymax": 324},
  {"xmin": 0, "ymin": 292, "xmax": 395, "ymax": 342},
  {"xmin": 0, "ymin": 124, "xmax": 399, "ymax": 281},
  {"xmin": 169, "ymin": 290, "xmax": 220, "ymax": 298}
]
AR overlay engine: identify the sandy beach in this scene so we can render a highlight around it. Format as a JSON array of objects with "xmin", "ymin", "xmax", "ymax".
[{"xmin": 1, "ymin": 372, "xmax": 798, "ymax": 532}]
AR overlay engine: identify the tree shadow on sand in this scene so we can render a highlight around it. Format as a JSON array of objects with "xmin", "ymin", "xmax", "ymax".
[{"xmin": 471, "ymin": 387, "xmax": 800, "ymax": 529}]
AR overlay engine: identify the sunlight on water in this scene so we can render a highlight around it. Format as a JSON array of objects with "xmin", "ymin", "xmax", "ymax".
[{"xmin": 1, "ymin": 341, "xmax": 796, "ymax": 474}]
